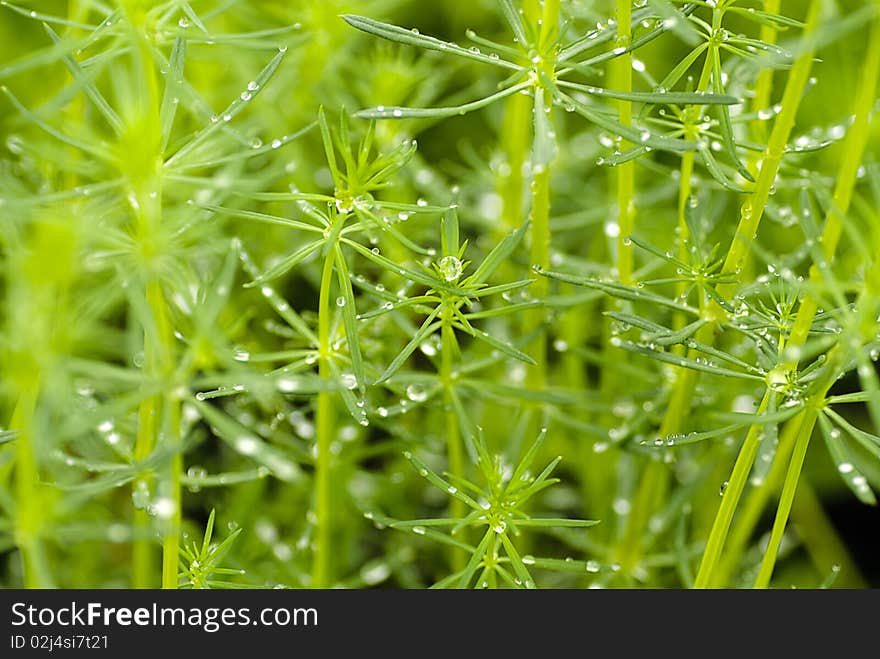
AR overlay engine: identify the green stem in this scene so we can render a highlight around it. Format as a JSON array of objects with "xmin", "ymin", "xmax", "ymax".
[
  {"xmin": 312, "ymin": 243, "xmax": 338, "ymax": 588},
  {"xmin": 753, "ymin": 407, "xmax": 816, "ymax": 588},
  {"xmin": 711, "ymin": 407, "xmax": 799, "ymax": 586},
  {"xmin": 615, "ymin": 0, "xmax": 634, "ymax": 285},
  {"xmin": 693, "ymin": 393, "xmax": 770, "ymax": 588},
  {"xmin": 441, "ymin": 312, "xmax": 465, "ymax": 572},
  {"xmin": 524, "ymin": 0, "xmax": 559, "ymax": 395},
  {"xmin": 749, "ymin": 0, "xmax": 781, "ymax": 151},
  {"xmin": 498, "ymin": 93, "xmax": 531, "ymax": 236},
  {"xmin": 11, "ymin": 377, "xmax": 53, "ymax": 588}
]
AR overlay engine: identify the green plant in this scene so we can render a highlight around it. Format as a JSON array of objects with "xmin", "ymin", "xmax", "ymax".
[{"xmin": 0, "ymin": 0, "xmax": 878, "ymax": 591}]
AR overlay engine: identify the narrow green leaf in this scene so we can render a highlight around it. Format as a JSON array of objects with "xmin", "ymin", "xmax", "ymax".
[
  {"xmin": 644, "ymin": 422, "xmax": 746, "ymax": 448},
  {"xmin": 160, "ymin": 36, "xmax": 187, "ymax": 152},
  {"xmin": 194, "ymin": 401, "xmax": 302, "ymax": 482},
  {"xmin": 497, "ymin": 0, "xmax": 528, "ymax": 45},
  {"xmin": 559, "ymin": 80, "xmax": 739, "ymax": 106},
  {"xmin": 334, "ymin": 245, "xmax": 366, "ymax": 392},
  {"xmin": 467, "ymin": 219, "xmax": 530, "ymax": 286},
  {"xmin": 456, "ymin": 529, "xmax": 494, "ymax": 588},
  {"xmin": 540, "ymin": 270, "xmax": 698, "ymax": 314},
  {"xmin": 43, "ymin": 24, "xmax": 123, "ymax": 135},
  {"xmin": 711, "ymin": 46, "xmax": 754, "ymax": 183},
  {"xmin": 456, "ymin": 321, "xmax": 536, "ymax": 365},
  {"xmin": 560, "ymin": 91, "xmax": 695, "ymax": 153},
  {"xmin": 728, "ymin": 7, "xmax": 804, "ymax": 29},
  {"xmin": 499, "ymin": 533, "xmax": 536, "ymax": 588},
  {"xmin": 514, "ymin": 517, "xmax": 599, "ymax": 528},
  {"xmin": 356, "ymin": 82, "xmax": 530, "ymax": 120},
  {"xmin": 342, "ymin": 14, "xmax": 520, "ymax": 70},
  {"xmin": 617, "ymin": 340, "xmax": 764, "ymax": 380},
  {"xmin": 166, "ymin": 47, "xmax": 287, "ymax": 166},
  {"xmin": 533, "ymin": 88, "xmax": 557, "ymax": 169},
  {"xmin": 376, "ymin": 309, "xmax": 443, "ymax": 383},
  {"xmin": 243, "ymin": 239, "xmax": 323, "ymax": 287},
  {"xmin": 817, "ymin": 413, "xmax": 877, "ymax": 505},
  {"xmin": 404, "ymin": 450, "xmax": 481, "ymax": 510}
]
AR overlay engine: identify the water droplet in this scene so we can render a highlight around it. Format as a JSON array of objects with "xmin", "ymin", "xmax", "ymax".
[
  {"xmin": 336, "ymin": 296, "xmax": 346, "ymax": 308},
  {"xmin": 235, "ymin": 436, "xmax": 259, "ymax": 456},
  {"xmin": 586, "ymin": 560, "xmax": 601, "ymax": 573},
  {"xmin": 437, "ymin": 255, "xmax": 464, "ymax": 282},
  {"xmin": 277, "ymin": 378, "xmax": 299, "ymax": 393},
  {"xmin": 151, "ymin": 497, "xmax": 176, "ymax": 519},
  {"xmin": 719, "ymin": 481, "xmax": 729, "ymax": 496},
  {"xmin": 406, "ymin": 384, "xmax": 428, "ymax": 402},
  {"xmin": 604, "ymin": 222, "xmax": 620, "ymax": 238}
]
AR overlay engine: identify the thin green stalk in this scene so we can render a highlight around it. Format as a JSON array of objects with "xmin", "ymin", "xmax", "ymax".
[
  {"xmin": 132, "ymin": 395, "xmax": 156, "ymax": 587},
  {"xmin": 524, "ymin": 0, "xmax": 559, "ymax": 396},
  {"xmin": 312, "ymin": 241, "xmax": 338, "ymax": 588},
  {"xmin": 160, "ymin": 394, "xmax": 182, "ymax": 589},
  {"xmin": 441, "ymin": 312, "xmax": 465, "ymax": 572},
  {"xmin": 11, "ymin": 377, "xmax": 53, "ymax": 588},
  {"xmin": 749, "ymin": 0, "xmax": 781, "ymax": 150},
  {"xmin": 676, "ymin": 12, "xmax": 718, "ymax": 297},
  {"xmin": 753, "ymin": 407, "xmax": 815, "ymax": 588},
  {"xmin": 711, "ymin": 407, "xmax": 799, "ymax": 586},
  {"xmin": 498, "ymin": 93, "xmax": 531, "ymax": 236},
  {"xmin": 119, "ymin": 1, "xmax": 183, "ymax": 589},
  {"xmin": 615, "ymin": 0, "xmax": 634, "ymax": 285},
  {"xmin": 693, "ymin": 393, "xmax": 770, "ymax": 587}
]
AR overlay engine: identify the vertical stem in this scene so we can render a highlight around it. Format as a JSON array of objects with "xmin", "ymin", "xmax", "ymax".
[
  {"xmin": 11, "ymin": 377, "xmax": 52, "ymax": 588},
  {"xmin": 526, "ymin": 162, "xmax": 551, "ymax": 393},
  {"xmin": 749, "ymin": 0, "xmax": 781, "ymax": 150},
  {"xmin": 711, "ymin": 406, "xmax": 800, "ymax": 586},
  {"xmin": 122, "ymin": 1, "xmax": 181, "ymax": 588},
  {"xmin": 312, "ymin": 246, "xmax": 338, "ymax": 588},
  {"xmin": 441, "ymin": 314, "xmax": 465, "ymax": 571},
  {"xmin": 132, "ymin": 396, "xmax": 156, "ymax": 587},
  {"xmin": 753, "ymin": 408, "xmax": 816, "ymax": 588},
  {"xmin": 615, "ymin": 0, "xmax": 634, "ymax": 285},
  {"xmin": 498, "ymin": 94, "xmax": 531, "ymax": 236},
  {"xmin": 693, "ymin": 393, "xmax": 770, "ymax": 588},
  {"xmin": 524, "ymin": 0, "xmax": 559, "ymax": 395}
]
